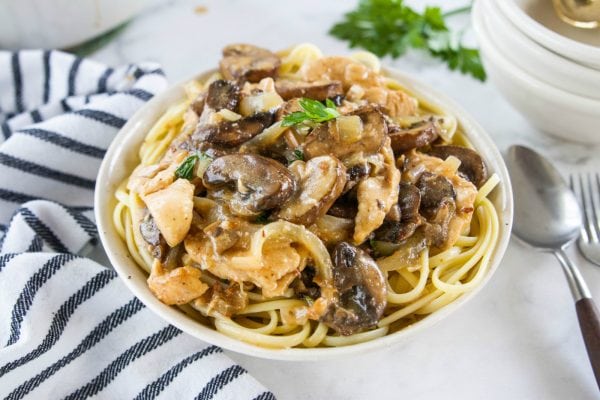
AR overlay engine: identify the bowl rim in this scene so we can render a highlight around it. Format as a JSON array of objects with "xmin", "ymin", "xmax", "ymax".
[
  {"xmin": 479, "ymin": 0, "xmax": 600, "ymax": 100},
  {"xmin": 95, "ymin": 65, "xmax": 514, "ymax": 361},
  {"xmin": 493, "ymin": 0, "xmax": 600, "ymax": 69},
  {"xmin": 474, "ymin": 0, "xmax": 600, "ymax": 112}
]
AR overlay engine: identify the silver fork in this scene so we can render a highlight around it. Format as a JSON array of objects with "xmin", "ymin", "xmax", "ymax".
[{"xmin": 571, "ymin": 172, "xmax": 600, "ymax": 266}]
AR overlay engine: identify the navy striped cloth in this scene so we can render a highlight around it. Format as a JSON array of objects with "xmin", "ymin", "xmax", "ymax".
[{"xmin": 0, "ymin": 50, "xmax": 275, "ymax": 400}]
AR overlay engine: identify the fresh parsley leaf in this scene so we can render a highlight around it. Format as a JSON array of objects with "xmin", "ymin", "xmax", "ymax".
[
  {"xmin": 175, "ymin": 154, "xmax": 199, "ymax": 180},
  {"xmin": 174, "ymin": 152, "xmax": 212, "ymax": 180},
  {"xmin": 293, "ymin": 149, "xmax": 304, "ymax": 161},
  {"xmin": 282, "ymin": 111, "xmax": 310, "ymax": 127},
  {"xmin": 325, "ymin": 98, "xmax": 337, "ymax": 109},
  {"xmin": 329, "ymin": 0, "xmax": 486, "ymax": 81},
  {"xmin": 281, "ymin": 98, "xmax": 340, "ymax": 127}
]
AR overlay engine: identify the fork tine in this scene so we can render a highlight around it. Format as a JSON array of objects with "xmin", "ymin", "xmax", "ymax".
[
  {"xmin": 571, "ymin": 173, "xmax": 590, "ymax": 243},
  {"xmin": 582, "ymin": 173, "xmax": 600, "ymax": 243},
  {"xmin": 592, "ymin": 173, "xmax": 600, "ymax": 240}
]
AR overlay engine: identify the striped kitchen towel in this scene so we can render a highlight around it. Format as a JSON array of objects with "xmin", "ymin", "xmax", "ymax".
[{"xmin": 0, "ymin": 50, "xmax": 275, "ymax": 400}]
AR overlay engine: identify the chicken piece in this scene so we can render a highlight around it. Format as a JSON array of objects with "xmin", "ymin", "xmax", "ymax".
[
  {"xmin": 127, "ymin": 151, "xmax": 188, "ymax": 196},
  {"xmin": 143, "ymin": 178, "xmax": 195, "ymax": 247},
  {"xmin": 220, "ymin": 44, "xmax": 281, "ymax": 83},
  {"xmin": 148, "ymin": 261, "xmax": 208, "ymax": 305},
  {"xmin": 184, "ymin": 231, "xmax": 303, "ymax": 298},
  {"xmin": 361, "ymin": 86, "xmax": 417, "ymax": 117},
  {"xmin": 301, "ymin": 56, "xmax": 382, "ymax": 90},
  {"xmin": 353, "ymin": 138, "xmax": 401, "ymax": 244}
]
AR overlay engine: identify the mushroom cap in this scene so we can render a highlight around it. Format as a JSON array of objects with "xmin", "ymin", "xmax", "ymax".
[
  {"xmin": 274, "ymin": 79, "xmax": 343, "ymax": 101},
  {"xmin": 193, "ymin": 111, "xmax": 275, "ymax": 147},
  {"xmin": 206, "ymin": 79, "xmax": 240, "ymax": 112},
  {"xmin": 427, "ymin": 145, "xmax": 489, "ymax": 188},
  {"xmin": 320, "ymin": 242, "xmax": 387, "ymax": 336},
  {"xmin": 203, "ymin": 154, "xmax": 296, "ymax": 216},
  {"xmin": 220, "ymin": 44, "xmax": 281, "ymax": 83},
  {"xmin": 388, "ymin": 118, "xmax": 439, "ymax": 154},
  {"xmin": 277, "ymin": 155, "xmax": 347, "ymax": 226}
]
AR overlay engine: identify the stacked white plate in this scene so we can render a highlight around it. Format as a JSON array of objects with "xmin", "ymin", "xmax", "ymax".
[{"xmin": 472, "ymin": 0, "xmax": 600, "ymax": 143}]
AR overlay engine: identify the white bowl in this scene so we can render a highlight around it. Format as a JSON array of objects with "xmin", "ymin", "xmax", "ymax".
[
  {"xmin": 494, "ymin": 0, "xmax": 600, "ymax": 70},
  {"xmin": 0, "ymin": 0, "xmax": 158, "ymax": 49},
  {"xmin": 95, "ymin": 67, "xmax": 513, "ymax": 360},
  {"xmin": 473, "ymin": 0, "xmax": 600, "ymax": 144},
  {"xmin": 480, "ymin": 0, "xmax": 600, "ymax": 100}
]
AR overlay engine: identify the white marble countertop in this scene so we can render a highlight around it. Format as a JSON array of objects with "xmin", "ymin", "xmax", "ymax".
[{"xmin": 91, "ymin": 0, "xmax": 600, "ymax": 398}]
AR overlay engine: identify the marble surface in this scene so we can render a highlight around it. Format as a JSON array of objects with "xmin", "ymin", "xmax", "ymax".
[{"xmin": 90, "ymin": 0, "xmax": 600, "ymax": 398}]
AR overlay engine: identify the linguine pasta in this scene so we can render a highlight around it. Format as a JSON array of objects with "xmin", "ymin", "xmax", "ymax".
[{"xmin": 113, "ymin": 44, "xmax": 500, "ymax": 349}]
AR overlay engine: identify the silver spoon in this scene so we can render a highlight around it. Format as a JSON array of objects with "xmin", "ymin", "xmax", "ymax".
[{"xmin": 506, "ymin": 145, "xmax": 600, "ymax": 389}]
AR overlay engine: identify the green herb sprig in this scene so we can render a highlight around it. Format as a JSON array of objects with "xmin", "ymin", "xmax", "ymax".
[
  {"xmin": 282, "ymin": 98, "xmax": 340, "ymax": 128},
  {"xmin": 329, "ymin": 0, "xmax": 486, "ymax": 81},
  {"xmin": 292, "ymin": 149, "xmax": 304, "ymax": 161},
  {"xmin": 174, "ymin": 152, "xmax": 212, "ymax": 180}
]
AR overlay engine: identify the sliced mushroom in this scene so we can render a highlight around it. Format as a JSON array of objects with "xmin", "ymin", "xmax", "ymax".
[
  {"xmin": 327, "ymin": 198, "xmax": 358, "ymax": 219},
  {"xmin": 193, "ymin": 111, "xmax": 274, "ymax": 147},
  {"xmin": 277, "ymin": 155, "xmax": 346, "ymax": 225},
  {"xmin": 343, "ymin": 163, "xmax": 371, "ymax": 194},
  {"xmin": 203, "ymin": 220, "xmax": 241, "ymax": 254},
  {"xmin": 399, "ymin": 182, "xmax": 421, "ymax": 222},
  {"xmin": 374, "ymin": 220, "xmax": 419, "ymax": 244},
  {"xmin": 274, "ymin": 79, "xmax": 343, "ymax": 101},
  {"xmin": 388, "ymin": 118, "xmax": 440, "ymax": 154},
  {"xmin": 373, "ymin": 182, "xmax": 423, "ymax": 244},
  {"xmin": 303, "ymin": 107, "xmax": 387, "ymax": 160},
  {"xmin": 220, "ymin": 44, "xmax": 281, "ymax": 83},
  {"xmin": 428, "ymin": 145, "xmax": 488, "ymax": 188},
  {"xmin": 143, "ymin": 178, "xmax": 195, "ymax": 247},
  {"xmin": 402, "ymin": 150, "xmax": 477, "ymax": 250},
  {"xmin": 293, "ymin": 264, "xmax": 321, "ymax": 299},
  {"xmin": 416, "ymin": 172, "xmax": 456, "ymax": 219},
  {"xmin": 320, "ymin": 242, "xmax": 387, "ymax": 336},
  {"xmin": 203, "ymin": 154, "xmax": 296, "ymax": 217},
  {"xmin": 140, "ymin": 214, "xmax": 160, "ymax": 246},
  {"xmin": 191, "ymin": 93, "xmax": 206, "ymax": 116},
  {"xmin": 206, "ymin": 79, "xmax": 240, "ymax": 111},
  {"xmin": 196, "ymin": 282, "xmax": 249, "ymax": 317}
]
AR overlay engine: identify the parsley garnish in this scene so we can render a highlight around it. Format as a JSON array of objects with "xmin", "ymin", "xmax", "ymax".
[
  {"xmin": 282, "ymin": 98, "xmax": 340, "ymax": 128},
  {"xmin": 329, "ymin": 0, "xmax": 486, "ymax": 81},
  {"xmin": 293, "ymin": 149, "xmax": 304, "ymax": 161},
  {"xmin": 174, "ymin": 152, "xmax": 212, "ymax": 180}
]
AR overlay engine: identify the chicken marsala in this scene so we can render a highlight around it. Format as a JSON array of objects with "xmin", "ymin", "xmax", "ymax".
[{"xmin": 116, "ymin": 44, "xmax": 500, "ymax": 348}]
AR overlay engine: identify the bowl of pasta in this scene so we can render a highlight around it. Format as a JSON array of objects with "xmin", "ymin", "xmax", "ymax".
[{"xmin": 95, "ymin": 43, "xmax": 513, "ymax": 360}]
